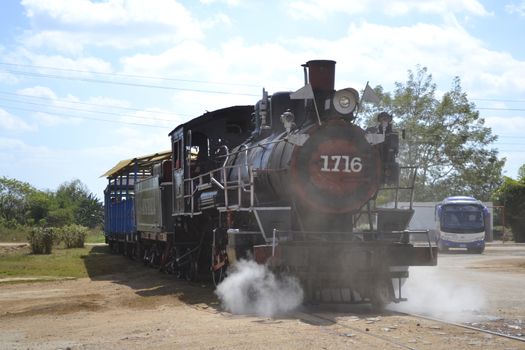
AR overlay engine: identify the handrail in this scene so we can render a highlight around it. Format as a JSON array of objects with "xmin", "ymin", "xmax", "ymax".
[
  {"xmin": 374, "ymin": 166, "xmax": 418, "ymax": 210},
  {"xmin": 178, "ymin": 164, "xmax": 255, "ymax": 215}
]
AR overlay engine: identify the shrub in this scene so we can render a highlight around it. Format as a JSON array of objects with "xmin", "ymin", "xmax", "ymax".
[
  {"xmin": 60, "ymin": 224, "xmax": 88, "ymax": 248},
  {"xmin": 27, "ymin": 227, "xmax": 54, "ymax": 254},
  {"xmin": 493, "ymin": 176, "xmax": 525, "ymax": 242}
]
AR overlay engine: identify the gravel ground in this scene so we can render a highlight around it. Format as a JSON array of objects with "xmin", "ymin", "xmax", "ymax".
[{"xmin": 0, "ymin": 243, "xmax": 524, "ymax": 349}]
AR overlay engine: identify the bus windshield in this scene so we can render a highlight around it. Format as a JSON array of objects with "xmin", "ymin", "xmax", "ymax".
[{"xmin": 440, "ymin": 204, "xmax": 485, "ymax": 233}]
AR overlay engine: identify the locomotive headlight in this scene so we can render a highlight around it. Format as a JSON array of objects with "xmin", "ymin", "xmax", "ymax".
[
  {"xmin": 333, "ymin": 88, "xmax": 359, "ymax": 115},
  {"xmin": 339, "ymin": 95, "xmax": 351, "ymax": 108}
]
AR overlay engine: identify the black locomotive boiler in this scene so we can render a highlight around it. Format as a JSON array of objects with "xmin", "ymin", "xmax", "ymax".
[{"xmin": 103, "ymin": 60, "xmax": 437, "ymax": 308}]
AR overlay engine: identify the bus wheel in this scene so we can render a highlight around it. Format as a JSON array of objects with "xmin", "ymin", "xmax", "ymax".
[
  {"xmin": 438, "ymin": 242, "xmax": 448, "ymax": 252},
  {"xmin": 468, "ymin": 247, "xmax": 484, "ymax": 254}
]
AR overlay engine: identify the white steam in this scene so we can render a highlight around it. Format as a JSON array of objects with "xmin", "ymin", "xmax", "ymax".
[
  {"xmin": 388, "ymin": 267, "xmax": 487, "ymax": 323},
  {"xmin": 215, "ymin": 260, "xmax": 304, "ymax": 317}
]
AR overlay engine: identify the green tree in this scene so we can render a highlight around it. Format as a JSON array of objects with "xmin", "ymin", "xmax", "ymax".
[
  {"xmin": 0, "ymin": 177, "xmax": 102, "ymax": 229},
  {"xmin": 76, "ymin": 192, "xmax": 103, "ymax": 228},
  {"xmin": 493, "ymin": 175, "xmax": 525, "ymax": 242},
  {"xmin": 54, "ymin": 179, "xmax": 103, "ymax": 228},
  {"xmin": 0, "ymin": 177, "xmax": 37, "ymax": 224},
  {"xmin": 518, "ymin": 164, "xmax": 525, "ymax": 181},
  {"xmin": 360, "ymin": 66, "xmax": 504, "ymax": 201},
  {"xmin": 26, "ymin": 191, "xmax": 54, "ymax": 225}
]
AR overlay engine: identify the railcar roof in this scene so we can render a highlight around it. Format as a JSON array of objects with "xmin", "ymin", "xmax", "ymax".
[
  {"xmin": 168, "ymin": 105, "xmax": 253, "ymax": 136},
  {"xmin": 101, "ymin": 150, "xmax": 171, "ymax": 178}
]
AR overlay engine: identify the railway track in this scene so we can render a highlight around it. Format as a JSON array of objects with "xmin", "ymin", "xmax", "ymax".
[
  {"xmin": 295, "ymin": 308, "xmax": 525, "ymax": 349},
  {"xmin": 400, "ymin": 311, "xmax": 525, "ymax": 343}
]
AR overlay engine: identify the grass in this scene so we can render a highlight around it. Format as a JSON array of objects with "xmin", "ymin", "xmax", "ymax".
[
  {"xmin": 85, "ymin": 229, "xmax": 106, "ymax": 243},
  {"xmin": 0, "ymin": 225, "xmax": 32, "ymax": 242},
  {"xmin": 0, "ymin": 226, "xmax": 106, "ymax": 244},
  {"xmin": 0, "ymin": 245, "xmax": 133, "ymax": 280}
]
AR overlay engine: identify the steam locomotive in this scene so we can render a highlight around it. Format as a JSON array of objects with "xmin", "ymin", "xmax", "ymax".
[{"xmin": 103, "ymin": 60, "xmax": 437, "ymax": 308}]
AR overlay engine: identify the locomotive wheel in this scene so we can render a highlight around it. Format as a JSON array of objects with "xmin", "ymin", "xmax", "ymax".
[
  {"xmin": 212, "ymin": 264, "xmax": 227, "ymax": 286},
  {"xmin": 369, "ymin": 279, "xmax": 393, "ymax": 310},
  {"xmin": 211, "ymin": 228, "xmax": 228, "ymax": 286},
  {"xmin": 184, "ymin": 256, "xmax": 198, "ymax": 282}
]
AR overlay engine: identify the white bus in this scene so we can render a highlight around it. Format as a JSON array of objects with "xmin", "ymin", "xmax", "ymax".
[{"xmin": 435, "ymin": 196, "xmax": 489, "ymax": 253}]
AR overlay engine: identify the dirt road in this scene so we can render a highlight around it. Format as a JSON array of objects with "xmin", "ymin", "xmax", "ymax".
[{"xmin": 1, "ymin": 243, "xmax": 525, "ymax": 349}]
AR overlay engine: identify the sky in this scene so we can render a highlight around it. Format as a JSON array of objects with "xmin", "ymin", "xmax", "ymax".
[{"xmin": 0, "ymin": 0, "xmax": 524, "ymax": 198}]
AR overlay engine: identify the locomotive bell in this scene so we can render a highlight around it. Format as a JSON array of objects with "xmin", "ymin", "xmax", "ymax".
[{"xmin": 280, "ymin": 109, "xmax": 295, "ymax": 132}]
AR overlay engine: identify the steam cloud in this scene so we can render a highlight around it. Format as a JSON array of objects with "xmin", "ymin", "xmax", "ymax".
[
  {"xmin": 388, "ymin": 267, "xmax": 487, "ymax": 323},
  {"xmin": 215, "ymin": 260, "xmax": 304, "ymax": 317}
]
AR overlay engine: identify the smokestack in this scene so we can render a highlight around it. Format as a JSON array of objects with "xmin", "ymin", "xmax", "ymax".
[{"xmin": 305, "ymin": 60, "xmax": 336, "ymax": 92}]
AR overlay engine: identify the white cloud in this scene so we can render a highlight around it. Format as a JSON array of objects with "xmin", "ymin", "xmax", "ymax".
[
  {"xmin": 0, "ymin": 137, "xmax": 51, "ymax": 166},
  {"xmin": 23, "ymin": 31, "xmax": 85, "ymax": 55},
  {"xmin": 32, "ymin": 111, "xmax": 82, "ymax": 126},
  {"xmin": 22, "ymin": 0, "xmax": 195, "ymax": 27},
  {"xmin": 201, "ymin": 13, "xmax": 233, "ymax": 29},
  {"xmin": 116, "ymin": 19, "xmax": 525, "ymax": 112},
  {"xmin": 17, "ymin": 86, "xmax": 58, "ymax": 99},
  {"xmin": 485, "ymin": 115, "xmax": 525, "ymax": 134},
  {"xmin": 200, "ymin": 0, "xmax": 240, "ymax": 5},
  {"xmin": 0, "ymin": 109, "xmax": 36, "ymax": 131},
  {"xmin": 506, "ymin": 1, "xmax": 525, "ymax": 16},
  {"xmin": 19, "ymin": 51, "xmax": 113, "ymax": 74},
  {"xmin": 384, "ymin": 0, "xmax": 490, "ymax": 16},
  {"xmin": 0, "ymin": 69, "xmax": 21, "ymax": 84},
  {"xmin": 116, "ymin": 107, "xmax": 183, "ymax": 129},
  {"xmin": 120, "ymin": 38, "xmax": 304, "ymax": 91},
  {"xmin": 4, "ymin": 0, "xmax": 523, "ymax": 192},
  {"xmin": 288, "ymin": 0, "xmax": 490, "ymax": 20},
  {"xmin": 275, "ymin": 21, "xmax": 525, "ymax": 99},
  {"xmin": 20, "ymin": 0, "xmax": 206, "ymax": 51}
]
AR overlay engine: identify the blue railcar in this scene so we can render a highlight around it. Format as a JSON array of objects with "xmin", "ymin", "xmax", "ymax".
[{"xmin": 103, "ymin": 151, "xmax": 171, "ymax": 254}]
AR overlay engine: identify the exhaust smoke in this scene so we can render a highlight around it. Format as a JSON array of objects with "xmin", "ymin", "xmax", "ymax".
[
  {"xmin": 388, "ymin": 267, "xmax": 487, "ymax": 323},
  {"xmin": 215, "ymin": 260, "xmax": 304, "ymax": 317}
]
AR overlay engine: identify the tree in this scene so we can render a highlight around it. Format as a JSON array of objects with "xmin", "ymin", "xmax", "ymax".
[
  {"xmin": 54, "ymin": 179, "xmax": 103, "ymax": 228},
  {"xmin": 360, "ymin": 66, "xmax": 504, "ymax": 201},
  {"xmin": 518, "ymin": 164, "xmax": 525, "ymax": 181},
  {"xmin": 76, "ymin": 192, "xmax": 103, "ymax": 228},
  {"xmin": 0, "ymin": 177, "xmax": 37, "ymax": 224},
  {"xmin": 26, "ymin": 191, "xmax": 54, "ymax": 225},
  {"xmin": 493, "ymin": 175, "xmax": 525, "ymax": 242},
  {"xmin": 0, "ymin": 177, "xmax": 103, "ymax": 229}
]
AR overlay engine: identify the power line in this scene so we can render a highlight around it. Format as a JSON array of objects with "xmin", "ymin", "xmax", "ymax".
[
  {"xmin": 472, "ymin": 98, "xmax": 525, "ymax": 103},
  {"xmin": 2, "ymin": 94, "xmax": 525, "ymax": 139},
  {"xmin": 3, "ymin": 69, "xmax": 260, "ymax": 97},
  {"xmin": 3, "ymin": 62, "xmax": 525, "ymax": 107},
  {"xmin": 0, "ymin": 61, "xmax": 262, "ymax": 88},
  {"xmin": 477, "ymin": 107, "xmax": 525, "ymax": 111},
  {"xmin": 0, "ymin": 90, "xmax": 186, "ymax": 117},
  {"xmin": 0, "ymin": 96, "xmax": 181, "ymax": 123},
  {"xmin": 0, "ymin": 104, "xmax": 168, "ymax": 129}
]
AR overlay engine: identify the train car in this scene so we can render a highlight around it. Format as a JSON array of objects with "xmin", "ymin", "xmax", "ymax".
[
  {"xmin": 103, "ymin": 151, "xmax": 172, "ymax": 258},
  {"xmin": 104, "ymin": 60, "xmax": 437, "ymax": 308},
  {"xmin": 435, "ymin": 196, "xmax": 489, "ymax": 253}
]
